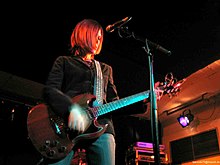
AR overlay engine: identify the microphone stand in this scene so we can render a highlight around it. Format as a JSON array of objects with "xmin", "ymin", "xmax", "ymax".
[
  {"xmin": 118, "ymin": 27, "xmax": 161, "ymax": 165},
  {"xmin": 144, "ymin": 39, "xmax": 161, "ymax": 165}
]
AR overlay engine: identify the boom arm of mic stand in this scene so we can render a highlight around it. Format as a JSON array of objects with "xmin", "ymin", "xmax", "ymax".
[{"xmin": 118, "ymin": 28, "xmax": 171, "ymax": 55}]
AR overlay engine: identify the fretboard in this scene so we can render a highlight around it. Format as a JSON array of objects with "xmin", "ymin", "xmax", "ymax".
[{"xmin": 96, "ymin": 90, "xmax": 150, "ymax": 116}]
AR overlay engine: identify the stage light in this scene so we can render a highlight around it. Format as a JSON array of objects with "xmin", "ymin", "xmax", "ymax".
[{"xmin": 177, "ymin": 109, "xmax": 194, "ymax": 128}]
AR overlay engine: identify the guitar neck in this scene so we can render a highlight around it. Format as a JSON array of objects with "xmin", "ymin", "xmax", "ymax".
[{"xmin": 96, "ymin": 90, "xmax": 149, "ymax": 116}]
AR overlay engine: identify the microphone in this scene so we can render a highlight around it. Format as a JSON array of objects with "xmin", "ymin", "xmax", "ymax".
[{"xmin": 106, "ymin": 17, "xmax": 132, "ymax": 33}]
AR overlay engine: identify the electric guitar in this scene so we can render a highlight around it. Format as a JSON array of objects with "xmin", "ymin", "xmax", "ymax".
[{"xmin": 27, "ymin": 77, "xmax": 183, "ymax": 161}]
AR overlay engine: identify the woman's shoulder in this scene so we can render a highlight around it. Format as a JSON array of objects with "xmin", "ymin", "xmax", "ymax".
[
  {"xmin": 55, "ymin": 55, "xmax": 80, "ymax": 63},
  {"xmin": 98, "ymin": 61, "xmax": 111, "ymax": 68},
  {"xmin": 98, "ymin": 61, "xmax": 113, "ymax": 73},
  {"xmin": 56, "ymin": 55, "xmax": 73, "ymax": 60}
]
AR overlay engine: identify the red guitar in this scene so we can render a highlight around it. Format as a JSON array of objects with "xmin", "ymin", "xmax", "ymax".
[{"xmin": 27, "ymin": 91, "xmax": 151, "ymax": 161}]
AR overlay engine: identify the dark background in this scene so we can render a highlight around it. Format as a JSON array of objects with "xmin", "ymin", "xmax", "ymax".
[{"xmin": 0, "ymin": 1, "xmax": 219, "ymax": 164}]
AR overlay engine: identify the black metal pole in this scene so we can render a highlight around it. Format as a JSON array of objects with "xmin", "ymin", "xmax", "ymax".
[{"xmin": 143, "ymin": 40, "xmax": 161, "ymax": 165}]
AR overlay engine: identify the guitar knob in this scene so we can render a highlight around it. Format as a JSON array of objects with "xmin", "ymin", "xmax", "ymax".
[
  {"xmin": 45, "ymin": 140, "xmax": 51, "ymax": 146},
  {"xmin": 46, "ymin": 149, "xmax": 56, "ymax": 157},
  {"xmin": 58, "ymin": 146, "xmax": 67, "ymax": 153},
  {"xmin": 50, "ymin": 140, "xmax": 59, "ymax": 147},
  {"xmin": 42, "ymin": 144, "xmax": 49, "ymax": 151}
]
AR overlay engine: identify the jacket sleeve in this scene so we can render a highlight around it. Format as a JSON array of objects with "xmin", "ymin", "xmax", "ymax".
[{"xmin": 42, "ymin": 56, "xmax": 72, "ymax": 120}]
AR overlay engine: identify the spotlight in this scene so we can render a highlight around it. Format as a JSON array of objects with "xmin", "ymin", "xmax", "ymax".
[{"xmin": 177, "ymin": 109, "xmax": 194, "ymax": 128}]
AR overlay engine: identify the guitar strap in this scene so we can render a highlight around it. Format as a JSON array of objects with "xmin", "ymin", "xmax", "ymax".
[{"xmin": 93, "ymin": 60, "xmax": 104, "ymax": 107}]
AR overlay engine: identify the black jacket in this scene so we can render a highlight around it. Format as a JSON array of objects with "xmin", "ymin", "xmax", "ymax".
[{"xmin": 42, "ymin": 55, "xmax": 119, "ymax": 136}]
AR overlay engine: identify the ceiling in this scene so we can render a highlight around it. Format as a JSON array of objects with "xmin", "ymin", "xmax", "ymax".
[{"xmin": 134, "ymin": 59, "xmax": 220, "ymax": 125}]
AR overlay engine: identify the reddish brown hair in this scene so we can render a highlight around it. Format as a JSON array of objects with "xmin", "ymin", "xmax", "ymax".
[{"xmin": 70, "ymin": 19, "xmax": 103, "ymax": 56}]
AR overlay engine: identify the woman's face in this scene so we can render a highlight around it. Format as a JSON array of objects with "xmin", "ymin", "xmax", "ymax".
[{"xmin": 93, "ymin": 29, "xmax": 102, "ymax": 54}]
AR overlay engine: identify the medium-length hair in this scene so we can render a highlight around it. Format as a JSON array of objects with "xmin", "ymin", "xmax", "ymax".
[{"xmin": 70, "ymin": 19, "xmax": 103, "ymax": 57}]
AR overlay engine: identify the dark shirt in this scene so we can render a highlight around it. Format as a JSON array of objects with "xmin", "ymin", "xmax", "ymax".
[{"xmin": 42, "ymin": 55, "xmax": 119, "ymax": 136}]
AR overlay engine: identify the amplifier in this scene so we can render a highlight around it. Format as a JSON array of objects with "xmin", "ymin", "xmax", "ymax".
[
  {"xmin": 126, "ymin": 142, "xmax": 169, "ymax": 165},
  {"xmin": 134, "ymin": 142, "xmax": 166, "ymax": 151}
]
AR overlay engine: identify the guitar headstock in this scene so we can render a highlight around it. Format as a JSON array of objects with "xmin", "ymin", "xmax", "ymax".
[{"xmin": 156, "ymin": 72, "xmax": 186, "ymax": 100}]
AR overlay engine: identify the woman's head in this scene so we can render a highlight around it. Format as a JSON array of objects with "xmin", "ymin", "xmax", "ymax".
[{"xmin": 70, "ymin": 19, "xmax": 103, "ymax": 57}]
